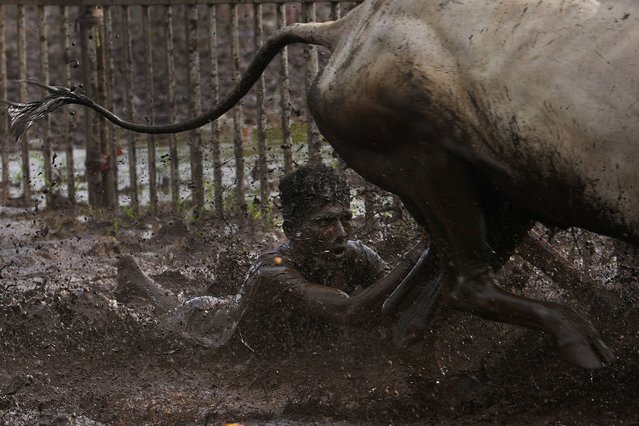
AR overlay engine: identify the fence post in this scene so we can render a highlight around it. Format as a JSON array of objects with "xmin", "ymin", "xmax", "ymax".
[
  {"xmin": 186, "ymin": 4, "xmax": 204, "ymax": 217},
  {"xmin": 302, "ymin": 1, "xmax": 321, "ymax": 165},
  {"xmin": 96, "ymin": 7, "xmax": 115, "ymax": 210},
  {"xmin": 165, "ymin": 5, "xmax": 180, "ymax": 212},
  {"xmin": 277, "ymin": 4, "xmax": 293, "ymax": 176},
  {"xmin": 122, "ymin": 6, "xmax": 139, "ymax": 214},
  {"xmin": 37, "ymin": 6, "xmax": 53, "ymax": 208},
  {"xmin": 143, "ymin": 5, "xmax": 158, "ymax": 215},
  {"xmin": 104, "ymin": 6, "xmax": 119, "ymax": 212},
  {"xmin": 61, "ymin": 6, "xmax": 76, "ymax": 204},
  {"xmin": 79, "ymin": 5, "xmax": 105, "ymax": 209},
  {"xmin": 330, "ymin": 2, "xmax": 341, "ymax": 20},
  {"xmin": 18, "ymin": 5, "xmax": 31, "ymax": 204},
  {"xmin": 230, "ymin": 3, "xmax": 246, "ymax": 224},
  {"xmin": 363, "ymin": 182, "xmax": 377, "ymax": 230},
  {"xmin": 254, "ymin": 3, "xmax": 268, "ymax": 209},
  {"xmin": 0, "ymin": 4, "xmax": 8, "ymax": 203},
  {"xmin": 207, "ymin": 5, "xmax": 223, "ymax": 218}
]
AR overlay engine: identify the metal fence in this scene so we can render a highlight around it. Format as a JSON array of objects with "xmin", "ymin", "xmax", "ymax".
[{"xmin": 0, "ymin": 0, "xmax": 378, "ymax": 223}]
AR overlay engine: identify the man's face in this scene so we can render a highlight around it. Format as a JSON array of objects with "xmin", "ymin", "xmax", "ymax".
[{"xmin": 288, "ymin": 201, "xmax": 353, "ymax": 258}]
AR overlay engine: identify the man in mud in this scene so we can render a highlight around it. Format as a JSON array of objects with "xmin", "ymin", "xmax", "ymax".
[{"xmin": 115, "ymin": 164, "xmax": 426, "ymax": 353}]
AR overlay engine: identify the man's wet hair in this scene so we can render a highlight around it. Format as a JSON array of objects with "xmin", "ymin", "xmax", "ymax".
[{"xmin": 280, "ymin": 164, "xmax": 351, "ymax": 227}]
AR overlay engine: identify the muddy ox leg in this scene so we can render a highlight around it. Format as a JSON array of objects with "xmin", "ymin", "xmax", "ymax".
[
  {"xmin": 384, "ymin": 197, "xmax": 533, "ymax": 346},
  {"xmin": 381, "ymin": 196, "xmax": 451, "ymax": 345},
  {"xmin": 382, "ymin": 244, "xmax": 448, "ymax": 346},
  {"xmin": 396, "ymin": 148, "xmax": 614, "ymax": 369}
]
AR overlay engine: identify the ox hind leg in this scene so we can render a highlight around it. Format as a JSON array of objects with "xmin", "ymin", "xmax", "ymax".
[
  {"xmin": 383, "ymin": 195, "xmax": 533, "ymax": 346},
  {"xmin": 392, "ymin": 147, "xmax": 614, "ymax": 369}
]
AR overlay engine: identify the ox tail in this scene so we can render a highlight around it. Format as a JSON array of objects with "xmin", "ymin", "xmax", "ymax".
[{"xmin": 6, "ymin": 20, "xmax": 342, "ymax": 141}]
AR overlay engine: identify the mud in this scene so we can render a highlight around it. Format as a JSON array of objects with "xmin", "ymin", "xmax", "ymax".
[{"xmin": 1, "ymin": 206, "xmax": 638, "ymax": 425}]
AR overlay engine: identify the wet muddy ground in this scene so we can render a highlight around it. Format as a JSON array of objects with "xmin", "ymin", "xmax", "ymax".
[{"xmin": 1, "ymin": 205, "xmax": 638, "ymax": 425}]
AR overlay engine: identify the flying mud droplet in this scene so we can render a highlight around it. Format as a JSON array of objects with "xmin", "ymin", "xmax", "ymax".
[{"xmin": 66, "ymin": 59, "xmax": 80, "ymax": 69}]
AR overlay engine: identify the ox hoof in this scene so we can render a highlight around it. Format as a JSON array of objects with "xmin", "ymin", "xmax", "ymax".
[
  {"xmin": 558, "ymin": 336, "xmax": 615, "ymax": 369},
  {"xmin": 383, "ymin": 246, "xmax": 445, "ymax": 347},
  {"xmin": 388, "ymin": 271, "xmax": 447, "ymax": 348},
  {"xmin": 553, "ymin": 307, "xmax": 616, "ymax": 369}
]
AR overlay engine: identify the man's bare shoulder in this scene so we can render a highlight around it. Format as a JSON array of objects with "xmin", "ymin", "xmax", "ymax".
[
  {"xmin": 244, "ymin": 244, "xmax": 305, "ymax": 285},
  {"xmin": 250, "ymin": 244, "xmax": 295, "ymax": 271},
  {"xmin": 239, "ymin": 244, "xmax": 312, "ymax": 306}
]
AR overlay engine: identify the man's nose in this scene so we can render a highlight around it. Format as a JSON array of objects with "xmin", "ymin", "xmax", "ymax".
[{"xmin": 334, "ymin": 220, "xmax": 346, "ymax": 237}]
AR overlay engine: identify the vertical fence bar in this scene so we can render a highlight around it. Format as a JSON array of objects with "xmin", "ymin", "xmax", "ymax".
[
  {"xmin": 363, "ymin": 182, "xmax": 377, "ymax": 229},
  {"xmin": 104, "ymin": 6, "xmax": 119, "ymax": 212},
  {"xmin": 0, "ymin": 4, "xmax": 8, "ymax": 203},
  {"xmin": 165, "ymin": 5, "xmax": 179, "ymax": 212},
  {"xmin": 61, "ymin": 6, "xmax": 75, "ymax": 204},
  {"xmin": 230, "ymin": 3, "xmax": 246, "ymax": 221},
  {"xmin": 94, "ymin": 6, "xmax": 114, "ymax": 210},
  {"xmin": 186, "ymin": 4, "xmax": 204, "ymax": 215},
  {"xmin": 96, "ymin": 10, "xmax": 109, "ymax": 210},
  {"xmin": 254, "ymin": 3, "xmax": 268, "ymax": 207},
  {"xmin": 38, "ymin": 6, "xmax": 52, "ymax": 207},
  {"xmin": 330, "ymin": 1, "xmax": 341, "ymax": 20},
  {"xmin": 60, "ymin": 6, "xmax": 76, "ymax": 204},
  {"xmin": 80, "ymin": 5, "xmax": 103, "ymax": 208},
  {"xmin": 302, "ymin": 1, "xmax": 321, "ymax": 165},
  {"xmin": 207, "ymin": 4, "xmax": 223, "ymax": 217},
  {"xmin": 277, "ymin": 3, "xmax": 293, "ymax": 175},
  {"xmin": 18, "ymin": 5, "xmax": 31, "ymax": 203},
  {"xmin": 328, "ymin": 0, "xmax": 348, "ymax": 174},
  {"xmin": 122, "ymin": 6, "xmax": 139, "ymax": 213},
  {"xmin": 143, "ymin": 5, "xmax": 158, "ymax": 214}
]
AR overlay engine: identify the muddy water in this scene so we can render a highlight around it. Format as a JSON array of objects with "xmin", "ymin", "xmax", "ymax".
[
  {"xmin": 1, "ymin": 205, "xmax": 639, "ymax": 424},
  {"xmin": 0, "ymin": 206, "xmax": 142, "ymax": 292}
]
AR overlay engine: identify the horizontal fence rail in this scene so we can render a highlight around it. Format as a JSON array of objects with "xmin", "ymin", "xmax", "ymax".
[{"xmin": 0, "ymin": 0, "xmax": 390, "ymax": 226}]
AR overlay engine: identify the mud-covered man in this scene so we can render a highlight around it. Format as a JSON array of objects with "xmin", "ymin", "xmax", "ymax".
[{"xmin": 115, "ymin": 165, "xmax": 424, "ymax": 352}]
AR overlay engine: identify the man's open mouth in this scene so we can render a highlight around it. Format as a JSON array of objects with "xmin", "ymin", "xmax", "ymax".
[{"xmin": 329, "ymin": 245, "xmax": 346, "ymax": 256}]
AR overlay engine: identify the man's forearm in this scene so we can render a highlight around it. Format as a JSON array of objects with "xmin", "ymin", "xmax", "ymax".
[
  {"xmin": 341, "ymin": 239, "xmax": 428, "ymax": 326},
  {"xmin": 249, "ymin": 239, "xmax": 427, "ymax": 327}
]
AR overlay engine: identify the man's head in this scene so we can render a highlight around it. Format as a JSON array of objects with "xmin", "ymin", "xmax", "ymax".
[{"xmin": 280, "ymin": 165, "xmax": 353, "ymax": 257}]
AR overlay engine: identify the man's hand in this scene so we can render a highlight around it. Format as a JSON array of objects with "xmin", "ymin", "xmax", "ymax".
[{"xmin": 343, "ymin": 236, "xmax": 430, "ymax": 327}]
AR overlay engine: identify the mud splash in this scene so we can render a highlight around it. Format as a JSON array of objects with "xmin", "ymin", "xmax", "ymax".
[{"xmin": 1, "ymin": 207, "xmax": 638, "ymax": 424}]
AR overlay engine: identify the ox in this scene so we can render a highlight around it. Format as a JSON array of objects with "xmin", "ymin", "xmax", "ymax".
[{"xmin": 8, "ymin": 0, "xmax": 638, "ymax": 368}]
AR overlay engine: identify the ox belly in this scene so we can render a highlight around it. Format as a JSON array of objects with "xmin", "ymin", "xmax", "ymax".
[{"xmin": 311, "ymin": 0, "xmax": 639, "ymax": 244}]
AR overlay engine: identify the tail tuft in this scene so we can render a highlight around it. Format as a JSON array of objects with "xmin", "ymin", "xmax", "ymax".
[{"xmin": 5, "ymin": 82, "xmax": 88, "ymax": 142}]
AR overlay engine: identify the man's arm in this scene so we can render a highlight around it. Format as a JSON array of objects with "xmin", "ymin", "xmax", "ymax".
[
  {"xmin": 342, "ymin": 238, "xmax": 427, "ymax": 326},
  {"xmin": 244, "ymin": 239, "xmax": 427, "ymax": 327}
]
